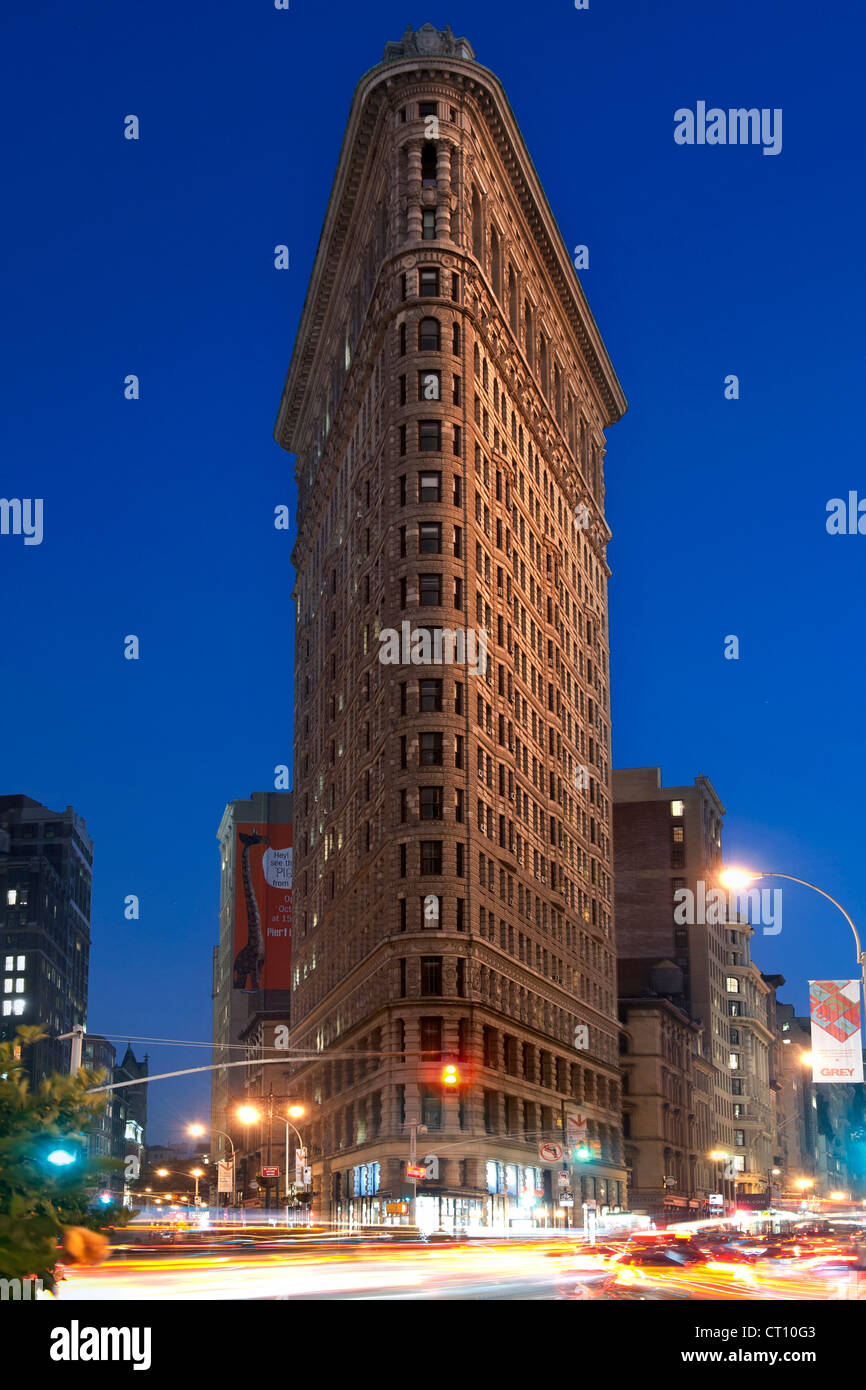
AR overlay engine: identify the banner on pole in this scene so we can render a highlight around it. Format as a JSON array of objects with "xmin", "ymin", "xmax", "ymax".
[
  {"xmin": 809, "ymin": 979, "xmax": 863, "ymax": 1083},
  {"xmin": 217, "ymin": 1159, "xmax": 234, "ymax": 1193}
]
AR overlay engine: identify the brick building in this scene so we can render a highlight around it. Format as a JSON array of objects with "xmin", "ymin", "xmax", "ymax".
[
  {"xmin": 210, "ymin": 790, "xmax": 293, "ymax": 1185},
  {"xmin": 275, "ymin": 25, "xmax": 628, "ymax": 1230},
  {"xmin": 619, "ymin": 967, "xmax": 715, "ymax": 1220},
  {"xmin": 613, "ymin": 767, "xmax": 736, "ymax": 1206}
]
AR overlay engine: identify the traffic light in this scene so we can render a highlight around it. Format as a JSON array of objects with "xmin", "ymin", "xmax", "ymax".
[
  {"xmin": 573, "ymin": 1144, "xmax": 592, "ymax": 1163},
  {"xmin": 441, "ymin": 1060, "xmax": 461, "ymax": 1086},
  {"xmin": 46, "ymin": 1149, "xmax": 77, "ymax": 1167}
]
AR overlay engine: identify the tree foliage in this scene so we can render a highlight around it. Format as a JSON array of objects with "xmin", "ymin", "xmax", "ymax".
[{"xmin": 0, "ymin": 1026, "xmax": 131, "ymax": 1289}]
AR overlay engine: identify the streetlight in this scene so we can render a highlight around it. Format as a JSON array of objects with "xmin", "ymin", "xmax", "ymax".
[
  {"xmin": 47, "ymin": 1149, "xmax": 76, "ymax": 1166},
  {"xmin": 283, "ymin": 1106, "xmax": 307, "ymax": 1211},
  {"xmin": 236, "ymin": 1102, "xmax": 307, "ymax": 1215},
  {"xmin": 190, "ymin": 1167, "xmax": 204, "ymax": 1205},
  {"xmin": 795, "ymin": 1177, "xmax": 815, "ymax": 1191},
  {"xmin": 719, "ymin": 867, "xmax": 865, "ymax": 999},
  {"xmin": 188, "ymin": 1122, "xmax": 237, "ymax": 1210}
]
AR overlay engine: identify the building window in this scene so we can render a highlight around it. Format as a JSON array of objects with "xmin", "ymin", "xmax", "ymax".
[
  {"xmin": 419, "ymin": 678, "xmax": 442, "ymax": 711},
  {"xmin": 670, "ymin": 800, "xmax": 685, "ymax": 817},
  {"xmin": 421, "ymin": 208, "xmax": 436, "ymax": 239},
  {"xmin": 419, "ymin": 1016, "xmax": 443, "ymax": 1058},
  {"xmin": 420, "ymin": 841, "xmax": 443, "ymax": 875},
  {"xmin": 420, "ymin": 956, "xmax": 443, "ymax": 995},
  {"xmin": 730, "ymin": 1028, "xmax": 740, "ymax": 1045},
  {"xmin": 420, "ymin": 1087, "xmax": 442, "ymax": 1130},
  {"xmin": 419, "ymin": 420, "xmax": 441, "ymax": 452},
  {"xmin": 419, "ymin": 471, "xmax": 441, "ymax": 502},
  {"xmin": 672, "ymin": 826, "xmax": 684, "ymax": 843},
  {"xmin": 419, "ymin": 101, "xmax": 437, "ymax": 117},
  {"xmin": 419, "ymin": 573, "xmax": 442, "ymax": 605},
  {"xmin": 734, "ymin": 1130, "xmax": 745, "ymax": 1147},
  {"xmin": 419, "ymin": 317, "xmax": 440, "ymax": 350},
  {"xmin": 419, "ymin": 370, "xmax": 441, "ymax": 402},
  {"xmin": 731, "ymin": 1078, "xmax": 743, "ymax": 1096},
  {"xmin": 726, "ymin": 976, "xmax": 739, "ymax": 993},
  {"xmin": 420, "ymin": 787, "xmax": 443, "ymax": 820},
  {"xmin": 420, "ymin": 732, "xmax": 443, "ymax": 765},
  {"xmin": 729, "ymin": 1053, "xmax": 740, "ymax": 1070},
  {"xmin": 422, "ymin": 895, "xmax": 442, "ymax": 927},
  {"xmin": 419, "ymin": 268, "xmax": 439, "ymax": 297}
]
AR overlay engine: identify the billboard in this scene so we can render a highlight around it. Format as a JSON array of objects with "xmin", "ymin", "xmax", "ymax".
[
  {"xmin": 232, "ymin": 822, "xmax": 292, "ymax": 992},
  {"xmin": 809, "ymin": 979, "xmax": 864, "ymax": 1083}
]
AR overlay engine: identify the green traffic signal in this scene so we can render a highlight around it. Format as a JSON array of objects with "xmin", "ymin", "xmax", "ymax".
[{"xmin": 573, "ymin": 1145, "xmax": 591, "ymax": 1162}]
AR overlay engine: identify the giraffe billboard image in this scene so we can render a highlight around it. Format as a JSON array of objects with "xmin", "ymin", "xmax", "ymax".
[{"xmin": 232, "ymin": 823, "xmax": 293, "ymax": 992}]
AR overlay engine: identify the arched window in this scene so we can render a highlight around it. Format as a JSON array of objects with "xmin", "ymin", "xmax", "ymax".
[
  {"xmin": 419, "ymin": 317, "xmax": 441, "ymax": 351},
  {"xmin": 508, "ymin": 265, "xmax": 518, "ymax": 331},
  {"xmin": 490, "ymin": 226, "xmax": 502, "ymax": 300},
  {"xmin": 471, "ymin": 188, "xmax": 483, "ymax": 259}
]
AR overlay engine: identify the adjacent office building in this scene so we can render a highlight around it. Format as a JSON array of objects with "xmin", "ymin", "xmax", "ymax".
[
  {"xmin": 83, "ymin": 1036, "xmax": 148, "ymax": 1203},
  {"xmin": 613, "ymin": 767, "xmax": 784, "ymax": 1206},
  {"xmin": 0, "ymin": 794, "xmax": 92, "ymax": 1080},
  {"xmin": 211, "ymin": 791, "xmax": 293, "ymax": 1190},
  {"xmin": 276, "ymin": 26, "xmax": 627, "ymax": 1229}
]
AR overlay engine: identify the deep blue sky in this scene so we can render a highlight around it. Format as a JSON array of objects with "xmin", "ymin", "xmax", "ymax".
[{"xmin": 2, "ymin": 0, "xmax": 864, "ymax": 1141}]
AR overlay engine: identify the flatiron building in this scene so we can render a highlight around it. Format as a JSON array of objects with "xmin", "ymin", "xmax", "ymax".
[{"xmin": 275, "ymin": 25, "xmax": 627, "ymax": 1228}]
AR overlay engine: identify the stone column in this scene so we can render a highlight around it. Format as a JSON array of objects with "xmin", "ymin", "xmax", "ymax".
[
  {"xmin": 436, "ymin": 141, "xmax": 452, "ymax": 240},
  {"xmin": 406, "ymin": 142, "xmax": 423, "ymax": 241}
]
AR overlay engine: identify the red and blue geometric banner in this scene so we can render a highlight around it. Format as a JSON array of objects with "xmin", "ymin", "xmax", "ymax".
[{"xmin": 809, "ymin": 980, "xmax": 863, "ymax": 1083}]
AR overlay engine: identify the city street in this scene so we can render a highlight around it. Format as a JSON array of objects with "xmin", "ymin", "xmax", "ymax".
[{"xmin": 54, "ymin": 1229, "xmax": 866, "ymax": 1302}]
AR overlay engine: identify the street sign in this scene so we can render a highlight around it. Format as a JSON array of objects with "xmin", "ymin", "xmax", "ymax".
[
  {"xmin": 261, "ymin": 1166, "xmax": 279, "ymax": 1179},
  {"xmin": 538, "ymin": 1141, "xmax": 563, "ymax": 1163},
  {"xmin": 557, "ymin": 1169, "xmax": 570, "ymax": 1188},
  {"xmin": 737, "ymin": 1193, "xmax": 771, "ymax": 1210},
  {"xmin": 385, "ymin": 1202, "xmax": 409, "ymax": 1215},
  {"xmin": 302, "ymin": 1166, "xmax": 311, "ymax": 1186},
  {"xmin": 423, "ymin": 1154, "xmax": 439, "ymax": 1179},
  {"xmin": 708, "ymin": 1193, "xmax": 724, "ymax": 1208},
  {"xmin": 560, "ymin": 1196, "xmax": 574, "ymax": 1207},
  {"xmin": 566, "ymin": 1114, "xmax": 588, "ymax": 1143},
  {"xmin": 406, "ymin": 1164, "xmax": 426, "ymax": 1179}
]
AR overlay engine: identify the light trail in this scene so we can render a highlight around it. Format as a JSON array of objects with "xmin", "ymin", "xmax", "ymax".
[{"xmin": 54, "ymin": 1239, "xmax": 863, "ymax": 1302}]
